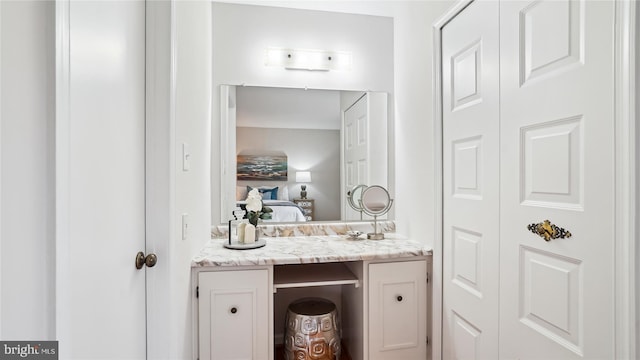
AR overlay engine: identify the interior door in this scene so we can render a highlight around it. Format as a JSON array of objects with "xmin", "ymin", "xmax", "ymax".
[
  {"xmin": 441, "ymin": 1, "xmax": 500, "ymax": 358},
  {"xmin": 499, "ymin": 0, "xmax": 615, "ymax": 358},
  {"xmin": 344, "ymin": 94, "xmax": 369, "ymax": 220},
  {"xmin": 60, "ymin": 1, "xmax": 147, "ymax": 357}
]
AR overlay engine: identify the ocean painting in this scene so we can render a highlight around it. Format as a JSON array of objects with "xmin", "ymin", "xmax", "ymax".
[{"xmin": 237, "ymin": 155, "xmax": 288, "ymax": 181}]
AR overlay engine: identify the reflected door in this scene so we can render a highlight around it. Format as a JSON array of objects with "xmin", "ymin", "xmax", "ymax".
[{"xmin": 344, "ymin": 94, "xmax": 369, "ymax": 220}]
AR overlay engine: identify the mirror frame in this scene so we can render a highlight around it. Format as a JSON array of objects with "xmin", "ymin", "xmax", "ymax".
[{"xmin": 360, "ymin": 185, "xmax": 393, "ymax": 216}]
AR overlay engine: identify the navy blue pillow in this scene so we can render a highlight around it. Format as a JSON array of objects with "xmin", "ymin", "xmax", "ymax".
[{"xmin": 247, "ymin": 186, "xmax": 278, "ymax": 200}]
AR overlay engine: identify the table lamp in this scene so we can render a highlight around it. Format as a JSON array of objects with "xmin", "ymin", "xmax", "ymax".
[{"xmin": 295, "ymin": 171, "xmax": 312, "ymax": 199}]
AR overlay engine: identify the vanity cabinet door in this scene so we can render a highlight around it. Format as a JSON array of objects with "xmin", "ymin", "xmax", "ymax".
[
  {"xmin": 368, "ymin": 260, "xmax": 427, "ymax": 359},
  {"xmin": 198, "ymin": 269, "xmax": 269, "ymax": 360}
]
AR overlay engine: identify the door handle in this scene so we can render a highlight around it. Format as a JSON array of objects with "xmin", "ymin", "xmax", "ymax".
[
  {"xmin": 527, "ymin": 220, "xmax": 572, "ymax": 241},
  {"xmin": 135, "ymin": 251, "xmax": 158, "ymax": 269}
]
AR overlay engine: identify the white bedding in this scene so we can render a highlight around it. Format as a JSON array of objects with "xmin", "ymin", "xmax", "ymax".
[{"xmin": 236, "ymin": 200, "xmax": 306, "ymax": 222}]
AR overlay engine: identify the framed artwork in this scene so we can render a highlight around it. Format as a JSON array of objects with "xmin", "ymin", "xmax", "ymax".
[{"xmin": 237, "ymin": 155, "xmax": 288, "ymax": 181}]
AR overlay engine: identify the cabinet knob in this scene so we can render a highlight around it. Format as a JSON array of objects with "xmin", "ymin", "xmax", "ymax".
[
  {"xmin": 230, "ymin": 307, "xmax": 238, "ymax": 314},
  {"xmin": 396, "ymin": 295, "xmax": 403, "ymax": 302}
]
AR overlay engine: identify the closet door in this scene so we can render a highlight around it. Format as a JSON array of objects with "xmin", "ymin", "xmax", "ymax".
[
  {"xmin": 499, "ymin": 1, "xmax": 615, "ymax": 358},
  {"xmin": 441, "ymin": 1, "xmax": 500, "ymax": 359}
]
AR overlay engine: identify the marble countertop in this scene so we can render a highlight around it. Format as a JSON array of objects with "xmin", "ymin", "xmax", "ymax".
[{"xmin": 192, "ymin": 234, "xmax": 432, "ymax": 267}]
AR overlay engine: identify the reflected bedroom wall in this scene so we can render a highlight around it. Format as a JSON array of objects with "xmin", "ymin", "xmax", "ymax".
[{"xmin": 237, "ymin": 127, "xmax": 340, "ymax": 220}]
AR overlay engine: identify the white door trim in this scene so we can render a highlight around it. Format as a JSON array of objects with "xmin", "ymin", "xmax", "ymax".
[
  {"xmin": 145, "ymin": 0, "xmax": 177, "ymax": 357},
  {"xmin": 54, "ymin": 0, "xmax": 71, "ymax": 350},
  {"xmin": 432, "ymin": 1, "xmax": 638, "ymax": 359},
  {"xmin": 614, "ymin": 1, "xmax": 637, "ymax": 358}
]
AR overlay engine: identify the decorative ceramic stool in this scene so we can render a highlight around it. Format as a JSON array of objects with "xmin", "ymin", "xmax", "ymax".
[{"xmin": 284, "ymin": 298, "xmax": 341, "ymax": 360}]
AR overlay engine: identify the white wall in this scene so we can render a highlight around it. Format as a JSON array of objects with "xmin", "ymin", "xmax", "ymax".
[
  {"xmin": 172, "ymin": 1, "xmax": 213, "ymax": 358},
  {"xmin": 392, "ymin": 1, "xmax": 455, "ymax": 243},
  {"xmin": 237, "ymin": 127, "xmax": 341, "ymax": 220},
  {"xmin": 211, "ymin": 2, "xmax": 394, "ymax": 225},
  {"xmin": 211, "ymin": 2, "xmax": 393, "ymax": 91},
  {"xmin": 0, "ymin": 0, "xmax": 55, "ymax": 340},
  {"xmin": 148, "ymin": 1, "xmax": 213, "ymax": 358}
]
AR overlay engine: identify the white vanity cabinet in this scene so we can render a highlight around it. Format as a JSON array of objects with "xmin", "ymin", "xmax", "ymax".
[
  {"xmin": 368, "ymin": 260, "xmax": 427, "ymax": 359},
  {"xmin": 193, "ymin": 235, "xmax": 431, "ymax": 360},
  {"xmin": 198, "ymin": 269, "xmax": 271, "ymax": 360}
]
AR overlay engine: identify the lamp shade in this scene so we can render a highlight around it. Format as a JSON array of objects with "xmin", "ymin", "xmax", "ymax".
[{"xmin": 295, "ymin": 171, "xmax": 311, "ymax": 183}]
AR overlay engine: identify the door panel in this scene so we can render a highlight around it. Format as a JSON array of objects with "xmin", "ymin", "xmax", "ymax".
[
  {"xmin": 519, "ymin": 246, "xmax": 582, "ymax": 351},
  {"xmin": 442, "ymin": 1, "xmax": 500, "ymax": 358},
  {"xmin": 499, "ymin": 0, "xmax": 615, "ymax": 358},
  {"xmin": 520, "ymin": 0, "xmax": 583, "ymax": 84},
  {"xmin": 521, "ymin": 116, "xmax": 583, "ymax": 209}
]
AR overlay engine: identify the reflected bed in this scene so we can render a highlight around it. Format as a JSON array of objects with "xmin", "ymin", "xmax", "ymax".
[{"xmin": 236, "ymin": 200, "xmax": 306, "ymax": 222}]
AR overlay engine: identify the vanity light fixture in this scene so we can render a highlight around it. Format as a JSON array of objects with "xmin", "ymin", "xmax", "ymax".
[
  {"xmin": 295, "ymin": 171, "xmax": 312, "ymax": 199},
  {"xmin": 265, "ymin": 47, "xmax": 352, "ymax": 72}
]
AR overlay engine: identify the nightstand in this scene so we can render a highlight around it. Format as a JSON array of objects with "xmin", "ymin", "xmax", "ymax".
[{"xmin": 293, "ymin": 199, "xmax": 314, "ymax": 221}]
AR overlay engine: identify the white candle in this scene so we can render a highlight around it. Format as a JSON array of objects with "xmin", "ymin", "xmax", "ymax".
[
  {"xmin": 244, "ymin": 224, "xmax": 256, "ymax": 243},
  {"xmin": 237, "ymin": 222, "xmax": 247, "ymax": 243}
]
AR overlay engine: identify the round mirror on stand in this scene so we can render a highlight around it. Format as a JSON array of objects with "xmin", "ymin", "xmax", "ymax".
[{"xmin": 359, "ymin": 185, "xmax": 393, "ymax": 240}]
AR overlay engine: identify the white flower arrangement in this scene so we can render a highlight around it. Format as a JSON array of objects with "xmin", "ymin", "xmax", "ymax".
[{"xmin": 245, "ymin": 188, "xmax": 272, "ymax": 226}]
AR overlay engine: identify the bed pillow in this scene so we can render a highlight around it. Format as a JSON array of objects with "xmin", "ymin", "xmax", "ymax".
[
  {"xmin": 279, "ymin": 186, "xmax": 289, "ymax": 200},
  {"xmin": 247, "ymin": 186, "xmax": 279, "ymax": 200}
]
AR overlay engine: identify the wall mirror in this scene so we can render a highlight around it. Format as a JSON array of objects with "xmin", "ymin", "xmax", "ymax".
[
  {"xmin": 212, "ymin": 2, "xmax": 394, "ymax": 225},
  {"xmin": 218, "ymin": 85, "xmax": 390, "ymax": 224}
]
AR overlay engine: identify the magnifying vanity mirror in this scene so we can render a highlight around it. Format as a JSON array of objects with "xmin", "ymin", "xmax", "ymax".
[
  {"xmin": 348, "ymin": 185, "xmax": 393, "ymax": 239},
  {"xmin": 212, "ymin": 2, "xmax": 394, "ymax": 226}
]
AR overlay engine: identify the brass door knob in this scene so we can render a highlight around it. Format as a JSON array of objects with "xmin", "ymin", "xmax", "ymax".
[
  {"xmin": 135, "ymin": 251, "xmax": 158, "ymax": 269},
  {"xmin": 527, "ymin": 220, "xmax": 572, "ymax": 241}
]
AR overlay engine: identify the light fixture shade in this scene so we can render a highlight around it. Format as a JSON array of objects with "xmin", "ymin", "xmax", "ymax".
[
  {"xmin": 265, "ymin": 47, "xmax": 352, "ymax": 72},
  {"xmin": 295, "ymin": 171, "xmax": 311, "ymax": 183}
]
